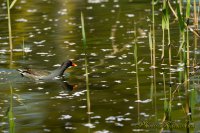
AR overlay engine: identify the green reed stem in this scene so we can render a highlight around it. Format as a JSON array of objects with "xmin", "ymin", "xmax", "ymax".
[
  {"xmin": 186, "ymin": 28, "xmax": 189, "ymax": 71},
  {"xmin": 6, "ymin": 0, "xmax": 13, "ymax": 50},
  {"xmin": 179, "ymin": 0, "xmax": 182, "ymax": 13},
  {"xmin": 153, "ymin": 68, "xmax": 157, "ymax": 120},
  {"xmin": 167, "ymin": 5, "xmax": 171, "ymax": 115},
  {"xmin": 134, "ymin": 25, "xmax": 140, "ymax": 100},
  {"xmin": 9, "ymin": 0, "xmax": 18, "ymax": 9},
  {"xmin": 161, "ymin": 28, "xmax": 165, "ymax": 62},
  {"xmin": 81, "ymin": 12, "xmax": 91, "ymax": 113},
  {"xmin": 152, "ymin": 0, "xmax": 156, "ymax": 66},
  {"xmin": 179, "ymin": 32, "xmax": 184, "ymax": 84},
  {"xmin": 6, "ymin": 0, "xmax": 18, "ymax": 51},
  {"xmin": 168, "ymin": 29, "xmax": 171, "ymax": 64},
  {"xmin": 176, "ymin": 0, "xmax": 185, "ymax": 33},
  {"xmin": 186, "ymin": 0, "xmax": 191, "ymax": 19},
  {"xmin": 186, "ymin": 0, "xmax": 190, "ymax": 67},
  {"xmin": 178, "ymin": 0, "xmax": 184, "ymax": 83},
  {"xmin": 81, "ymin": 13, "xmax": 87, "ymax": 50},
  {"xmin": 162, "ymin": 0, "xmax": 171, "ymax": 65},
  {"xmin": 193, "ymin": 0, "xmax": 198, "ymax": 67},
  {"xmin": 193, "ymin": 0, "xmax": 197, "ymax": 27},
  {"xmin": 149, "ymin": 27, "xmax": 154, "ymax": 100},
  {"xmin": 161, "ymin": 0, "xmax": 170, "ymax": 62},
  {"xmin": 168, "ymin": 30, "xmax": 172, "ymax": 122},
  {"xmin": 184, "ymin": 30, "xmax": 190, "ymax": 123},
  {"xmin": 149, "ymin": 27, "xmax": 153, "ymax": 65},
  {"xmin": 8, "ymin": 83, "xmax": 15, "ymax": 133},
  {"xmin": 176, "ymin": 4, "xmax": 185, "ymax": 55},
  {"xmin": 162, "ymin": 71, "xmax": 171, "ymax": 121},
  {"xmin": 162, "ymin": 71, "xmax": 166, "ymax": 102}
]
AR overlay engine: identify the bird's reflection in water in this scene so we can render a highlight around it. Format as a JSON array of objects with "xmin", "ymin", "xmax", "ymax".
[{"xmin": 60, "ymin": 80, "xmax": 78, "ymax": 91}]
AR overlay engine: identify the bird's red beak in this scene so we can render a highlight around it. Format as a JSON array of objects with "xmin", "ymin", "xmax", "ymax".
[{"xmin": 72, "ymin": 63, "xmax": 77, "ymax": 67}]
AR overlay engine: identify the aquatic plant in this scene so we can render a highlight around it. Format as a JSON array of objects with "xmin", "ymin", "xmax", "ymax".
[
  {"xmin": 149, "ymin": 27, "xmax": 153, "ymax": 65},
  {"xmin": 192, "ymin": 0, "xmax": 199, "ymax": 68},
  {"xmin": 6, "ymin": 0, "xmax": 13, "ymax": 50},
  {"xmin": 151, "ymin": 0, "xmax": 156, "ymax": 66},
  {"xmin": 6, "ymin": 0, "xmax": 18, "ymax": 51},
  {"xmin": 185, "ymin": 0, "xmax": 190, "ymax": 77},
  {"xmin": 8, "ymin": 83, "xmax": 15, "ymax": 133},
  {"xmin": 81, "ymin": 12, "xmax": 91, "ymax": 113},
  {"xmin": 134, "ymin": 24, "xmax": 140, "ymax": 100},
  {"xmin": 161, "ymin": 0, "xmax": 169, "ymax": 62}
]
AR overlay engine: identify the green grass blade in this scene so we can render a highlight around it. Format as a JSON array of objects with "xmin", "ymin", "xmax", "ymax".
[
  {"xmin": 162, "ymin": 0, "xmax": 169, "ymax": 30},
  {"xmin": 81, "ymin": 12, "xmax": 87, "ymax": 50},
  {"xmin": 186, "ymin": 0, "xmax": 191, "ymax": 19},
  {"xmin": 176, "ymin": 0, "xmax": 185, "ymax": 32},
  {"xmin": 81, "ymin": 12, "xmax": 90, "ymax": 113}
]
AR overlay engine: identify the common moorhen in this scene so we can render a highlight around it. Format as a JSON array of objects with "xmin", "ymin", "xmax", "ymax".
[{"xmin": 17, "ymin": 60, "xmax": 77, "ymax": 80}]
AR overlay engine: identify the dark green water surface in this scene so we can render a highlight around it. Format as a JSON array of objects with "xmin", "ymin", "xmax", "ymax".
[{"xmin": 0, "ymin": 0, "xmax": 200, "ymax": 132}]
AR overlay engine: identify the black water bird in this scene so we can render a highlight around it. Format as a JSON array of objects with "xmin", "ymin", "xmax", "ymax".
[{"xmin": 17, "ymin": 60, "xmax": 77, "ymax": 80}]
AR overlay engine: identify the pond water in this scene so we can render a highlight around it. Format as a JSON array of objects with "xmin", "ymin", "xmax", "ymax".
[{"xmin": 0, "ymin": 0, "xmax": 200, "ymax": 132}]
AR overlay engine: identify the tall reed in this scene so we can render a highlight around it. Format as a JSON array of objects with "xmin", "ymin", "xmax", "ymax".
[
  {"xmin": 134, "ymin": 24, "xmax": 140, "ymax": 100},
  {"xmin": 174, "ymin": 0, "xmax": 185, "ymax": 87},
  {"xmin": 8, "ymin": 83, "xmax": 15, "ymax": 133},
  {"xmin": 81, "ymin": 12, "xmax": 91, "ymax": 113},
  {"xmin": 162, "ymin": 71, "xmax": 169, "ymax": 120},
  {"xmin": 134, "ymin": 24, "xmax": 141, "ymax": 121},
  {"xmin": 6, "ymin": 0, "xmax": 18, "ymax": 51},
  {"xmin": 193, "ymin": 0, "xmax": 198, "ymax": 70},
  {"xmin": 185, "ymin": 0, "xmax": 192, "ymax": 123},
  {"xmin": 163, "ymin": 0, "xmax": 172, "ymax": 122},
  {"xmin": 149, "ymin": 26, "xmax": 158, "ymax": 119},
  {"xmin": 186, "ymin": 0, "xmax": 190, "ymax": 67},
  {"xmin": 148, "ymin": 27, "xmax": 154, "ymax": 102},
  {"xmin": 6, "ymin": 0, "xmax": 13, "ymax": 50},
  {"xmin": 161, "ymin": 0, "xmax": 169, "ymax": 62},
  {"xmin": 185, "ymin": 0, "xmax": 190, "ymax": 90},
  {"xmin": 149, "ymin": 27, "xmax": 153, "ymax": 65},
  {"xmin": 152, "ymin": 0, "xmax": 156, "ymax": 66}
]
